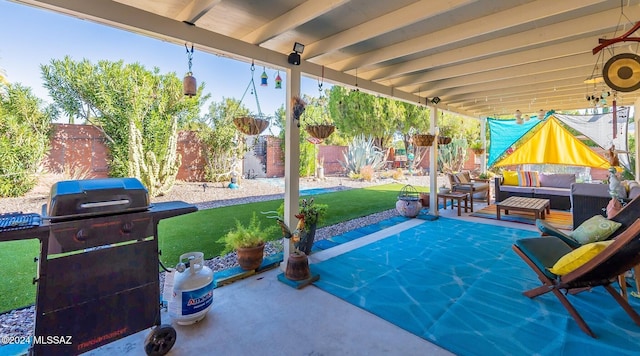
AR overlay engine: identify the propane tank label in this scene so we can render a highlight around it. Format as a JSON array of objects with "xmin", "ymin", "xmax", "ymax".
[
  {"xmin": 162, "ymin": 269, "xmax": 176, "ymax": 304},
  {"xmin": 180, "ymin": 280, "xmax": 214, "ymax": 315}
]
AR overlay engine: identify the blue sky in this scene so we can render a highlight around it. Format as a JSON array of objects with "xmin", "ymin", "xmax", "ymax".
[{"xmin": 0, "ymin": 0, "xmax": 324, "ymax": 121}]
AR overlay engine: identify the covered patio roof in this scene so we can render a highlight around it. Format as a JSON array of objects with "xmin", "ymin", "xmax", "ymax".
[{"xmin": 12, "ymin": 0, "xmax": 640, "ymax": 117}]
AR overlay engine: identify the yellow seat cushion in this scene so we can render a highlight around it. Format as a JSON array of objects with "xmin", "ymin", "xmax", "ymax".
[
  {"xmin": 502, "ymin": 170, "xmax": 519, "ymax": 186},
  {"xmin": 548, "ymin": 240, "xmax": 614, "ymax": 275}
]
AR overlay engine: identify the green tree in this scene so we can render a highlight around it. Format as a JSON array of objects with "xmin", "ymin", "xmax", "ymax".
[
  {"xmin": 275, "ymin": 100, "xmax": 316, "ymax": 177},
  {"xmin": 41, "ymin": 57, "xmax": 205, "ymax": 196},
  {"xmin": 0, "ymin": 83, "xmax": 55, "ymax": 197},
  {"xmin": 198, "ymin": 97, "xmax": 250, "ymax": 182}
]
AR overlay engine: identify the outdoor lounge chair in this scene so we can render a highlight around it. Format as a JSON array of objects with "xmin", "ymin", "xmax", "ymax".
[
  {"xmin": 446, "ymin": 172, "xmax": 490, "ymax": 210},
  {"xmin": 536, "ymin": 195, "xmax": 640, "ymax": 247},
  {"xmin": 512, "ymin": 218, "xmax": 640, "ymax": 337}
]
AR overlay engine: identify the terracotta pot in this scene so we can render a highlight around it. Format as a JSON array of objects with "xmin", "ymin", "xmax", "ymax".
[
  {"xmin": 236, "ymin": 242, "xmax": 265, "ymax": 270},
  {"xmin": 285, "ymin": 252, "xmax": 310, "ymax": 281},
  {"xmin": 472, "ymin": 148, "xmax": 485, "ymax": 155}
]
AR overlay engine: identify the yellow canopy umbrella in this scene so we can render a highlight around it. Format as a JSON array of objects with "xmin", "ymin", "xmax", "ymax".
[{"xmin": 493, "ymin": 116, "xmax": 610, "ymax": 169}]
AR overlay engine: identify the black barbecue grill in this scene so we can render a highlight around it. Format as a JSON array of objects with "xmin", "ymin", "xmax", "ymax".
[{"xmin": 0, "ymin": 178, "xmax": 197, "ymax": 355}]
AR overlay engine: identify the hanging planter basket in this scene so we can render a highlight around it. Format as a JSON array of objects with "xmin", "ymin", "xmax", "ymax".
[
  {"xmin": 413, "ymin": 134, "xmax": 434, "ymax": 147},
  {"xmin": 472, "ymin": 148, "xmax": 485, "ymax": 155},
  {"xmin": 233, "ymin": 116, "xmax": 269, "ymax": 136},
  {"xmin": 305, "ymin": 124, "xmax": 335, "ymax": 139},
  {"xmin": 438, "ymin": 136, "xmax": 452, "ymax": 145}
]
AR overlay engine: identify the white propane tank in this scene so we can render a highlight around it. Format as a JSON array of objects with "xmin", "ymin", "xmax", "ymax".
[{"xmin": 168, "ymin": 252, "xmax": 214, "ymax": 325}]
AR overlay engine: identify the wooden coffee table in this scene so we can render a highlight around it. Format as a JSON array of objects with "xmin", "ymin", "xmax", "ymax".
[
  {"xmin": 496, "ymin": 196, "xmax": 551, "ymax": 220},
  {"xmin": 438, "ymin": 192, "xmax": 469, "ymax": 216}
]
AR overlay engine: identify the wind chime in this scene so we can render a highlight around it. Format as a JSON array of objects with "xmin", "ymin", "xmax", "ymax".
[{"xmin": 183, "ymin": 43, "xmax": 197, "ymax": 97}]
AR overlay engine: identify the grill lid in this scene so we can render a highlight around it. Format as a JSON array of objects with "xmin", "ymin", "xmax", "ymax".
[{"xmin": 45, "ymin": 178, "xmax": 150, "ymax": 220}]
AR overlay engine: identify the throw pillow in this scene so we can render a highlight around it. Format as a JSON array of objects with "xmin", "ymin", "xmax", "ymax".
[
  {"xmin": 570, "ymin": 215, "xmax": 622, "ymax": 244},
  {"xmin": 548, "ymin": 240, "xmax": 613, "ymax": 275},
  {"xmin": 502, "ymin": 171, "xmax": 519, "ymax": 186},
  {"xmin": 518, "ymin": 171, "xmax": 540, "ymax": 187}
]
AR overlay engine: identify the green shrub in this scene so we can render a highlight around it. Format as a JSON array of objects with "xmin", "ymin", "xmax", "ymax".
[{"xmin": 0, "ymin": 84, "xmax": 53, "ymax": 197}]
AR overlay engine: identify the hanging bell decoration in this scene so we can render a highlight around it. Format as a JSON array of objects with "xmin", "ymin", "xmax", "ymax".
[
  {"xmin": 538, "ymin": 109, "xmax": 545, "ymax": 120},
  {"xmin": 261, "ymin": 68, "xmax": 268, "ymax": 86},
  {"xmin": 183, "ymin": 44, "xmax": 197, "ymax": 97},
  {"xmin": 515, "ymin": 109, "xmax": 523, "ymax": 124},
  {"xmin": 275, "ymin": 72, "xmax": 282, "ymax": 89}
]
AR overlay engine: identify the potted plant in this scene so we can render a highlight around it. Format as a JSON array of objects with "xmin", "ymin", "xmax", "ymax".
[
  {"xmin": 470, "ymin": 141, "xmax": 484, "ymax": 155},
  {"xmin": 219, "ymin": 212, "xmax": 278, "ymax": 270},
  {"xmin": 303, "ymin": 96, "xmax": 335, "ymax": 139},
  {"xmin": 438, "ymin": 184, "xmax": 451, "ymax": 194},
  {"xmin": 270, "ymin": 198, "xmax": 328, "ymax": 255}
]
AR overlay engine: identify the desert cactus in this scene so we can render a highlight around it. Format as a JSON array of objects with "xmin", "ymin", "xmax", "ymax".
[
  {"xmin": 128, "ymin": 117, "xmax": 181, "ymax": 197},
  {"xmin": 438, "ymin": 136, "xmax": 468, "ymax": 173},
  {"xmin": 339, "ymin": 134, "xmax": 385, "ymax": 174}
]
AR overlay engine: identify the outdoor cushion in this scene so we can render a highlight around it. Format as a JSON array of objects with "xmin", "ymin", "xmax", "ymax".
[
  {"xmin": 570, "ymin": 215, "xmax": 622, "ymax": 244},
  {"xmin": 454, "ymin": 172, "xmax": 469, "ymax": 183},
  {"xmin": 499, "ymin": 185, "xmax": 535, "ymax": 194},
  {"xmin": 539, "ymin": 173, "xmax": 576, "ymax": 188},
  {"xmin": 502, "ymin": 171, "xmax": 519, "ymax": 186},
  {"xmin": 548, "ymin": 240, "xmax": 613, "ymax": 275},
  {"xmin": 628, "ymin": 181, "xmax": 640, "ymax": 200},
  {"xmin": 518, "ymin": 171, "xmax": 540, "ymax": 187},
  {"xmin": 533, "ymin": 187, "xmax": 571, "ymax": 196}
]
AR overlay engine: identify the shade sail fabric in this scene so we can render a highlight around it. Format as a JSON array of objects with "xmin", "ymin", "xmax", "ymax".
[
  {"xmin": 493, "ymin": 116, "xmax": 611, "ymax": 169},
  {"xmin": 487, "ymin": 117, "xmax": 542, "ymax": 166},
  {"xmin": 554, "ymin": 108, "xmax": 630, "ymax": 170}
]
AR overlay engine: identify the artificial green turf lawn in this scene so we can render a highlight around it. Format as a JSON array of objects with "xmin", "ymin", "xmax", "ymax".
[{"xmin": 0, "ymin": 182, "xmax": 428, "ymax": 312}]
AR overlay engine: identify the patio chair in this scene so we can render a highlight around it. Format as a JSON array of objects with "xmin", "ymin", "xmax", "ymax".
[
  {"xmin": 536, "ymin": 195, "xmax": 640, "ymax": 248},
  {"xmin": 446, "ymin": 172, "xmax": 490, "ymax": 211},
  {"xmin": 512, "ymin": 218, "xmax": 640, "ymax": 337}
]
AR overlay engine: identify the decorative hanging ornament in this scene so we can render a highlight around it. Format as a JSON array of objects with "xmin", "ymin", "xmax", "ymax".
[
  {"xmin": 538, "ymin": 109, "xmax": 545, "ymax": 120},
  {"xmin": 515, "ymin": 109, "xmax": 523, "ymax": 124},
  {"xmin": 275, "ymin": 72, "xmax": 282, "ymax": 89},
  {"xmin": 603, "ymin": 53, "xmax": 640, "ymax": 92},
  {"xmin": 183, "ymin": 43, "xmax": 197, "ymax": 97},
  {"xmin": 260, "ymin": 67, "xmax": 268, "ymax": 86}
]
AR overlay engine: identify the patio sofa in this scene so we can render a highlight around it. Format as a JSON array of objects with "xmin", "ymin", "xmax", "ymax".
[
  {"xmin": 494, "ymin": 172, "xmax": 575, "ymax": 210},
  {"xmin": 571, "ymin": 180, "xmax": 640, "ymax": 228}
]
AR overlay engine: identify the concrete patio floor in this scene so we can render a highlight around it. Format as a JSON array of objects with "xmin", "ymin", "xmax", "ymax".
[{"xmin": 87, "ymin": 202, "xmax": 539, "ymax": 356}]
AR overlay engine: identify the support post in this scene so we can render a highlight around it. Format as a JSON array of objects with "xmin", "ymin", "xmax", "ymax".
[
  {"xmin": 281, "ymin": 67, "xmax": 301, "ymax": 271},
  {"xmin": 480, "ymin": 116, "xmax": 487, "ymax": 174},
  {"xmin": 635, "ymin": 98, "xmax": 640, "ymax": 181},
  {"xmin": 429, "ymin": 105, "xmax": 439, "ymax": 216}
]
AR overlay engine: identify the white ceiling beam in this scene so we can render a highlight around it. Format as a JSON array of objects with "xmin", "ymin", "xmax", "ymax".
[
  {"xmin": 241, "ymin": 0, "xmax": 350, "ymax": 45},
  {"xmin": 173, "ymin": 0, "xmax": 221, "ymax": 24},
  {"xmin": 399, "ymin": 55, "xmax": 596, "ymax": 95},
  {"xmin": 387, "ymin": 32, "xmax": 621, "ymax": 90},
  {"xmin": 303, "ymin": 0, "xmax": 476, "ymax": 59},
  {"xmin": 362, "ymin": 6, "xmax": 640, "ymax": 82},
  {"xmin": 327, "ymin": 0, "xmax": 607, "ymax": 72}
]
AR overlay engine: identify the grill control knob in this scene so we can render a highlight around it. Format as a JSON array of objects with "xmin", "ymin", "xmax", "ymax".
[
  {"xmin": 76, "ymin": 229, "xmax": 89, "ymax": 242},
  {"xmin": 122, "ymin": 222, "xmax": 133, "ymax": 234}
]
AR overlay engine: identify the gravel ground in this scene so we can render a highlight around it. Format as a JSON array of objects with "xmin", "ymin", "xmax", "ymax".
[{"xmin": 0, "ymin": 173, "xmax": 444, "ymax": 343}]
